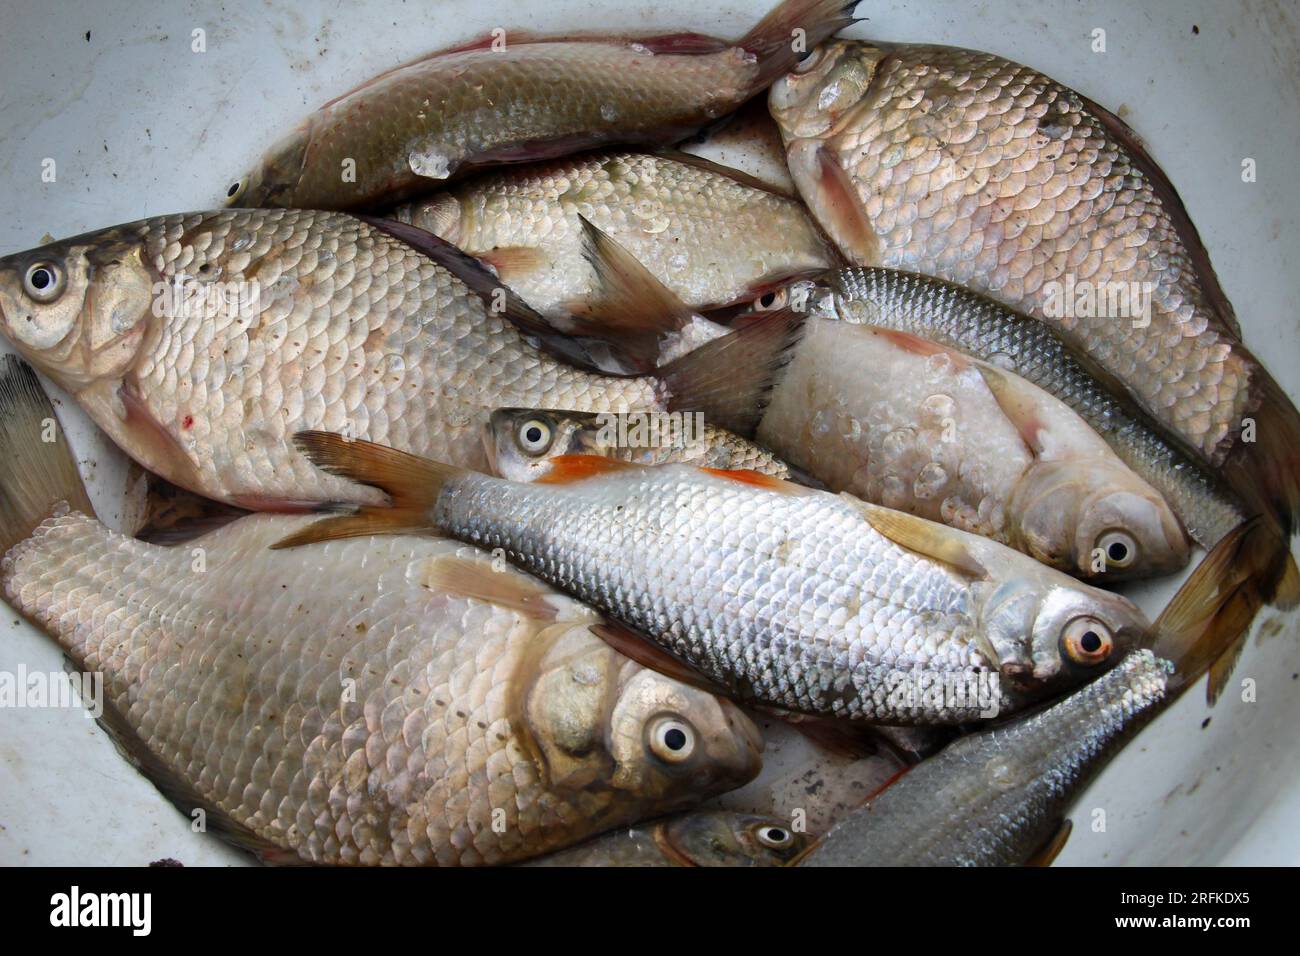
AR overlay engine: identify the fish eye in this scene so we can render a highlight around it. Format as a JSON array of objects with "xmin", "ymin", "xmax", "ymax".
[
  {"xmin": 1062, "ymin": 616, "xmax": 1115, "ymax": 666},
  {"xmin": 754, "ymin": 289, "xmax": 786, "ymax": 311},
  {"xmin": 226, "ymin": 179, "xmax": 245, "ymax": 202},
  {"xmin": 517, "ymin": 418, "xmax": 553, "ymax": 455},
  {"xmin": 647, "ymin": 716, "xmax": 696, "ymax": 764},
  {"xmin": 753, "ymin": 824, "xmax": 793, "ymax": 848},
  {"xmin": 1097, "ymin": 530, "xmax": 1137, "ymax": 569},
  {"xmin": 23, "ymin": 261, "xmax": 65, "ymax": 303}
]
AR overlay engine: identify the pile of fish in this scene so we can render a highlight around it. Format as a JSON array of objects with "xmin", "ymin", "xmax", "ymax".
[{"xmin": 1, "ymin": 0, "xmax": 1296, "ymax": 866}]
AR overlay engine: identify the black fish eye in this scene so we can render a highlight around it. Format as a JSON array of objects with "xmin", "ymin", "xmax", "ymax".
[
  {"xmin": 663, "ymin": 727, "xmax": 687, "ymax": 751},
  {"xmin": 23, "ymin": 261, "xmax": 65, "ymax": 302},
  {"xmin": 1080, "ymin": 631, "xmax": 1102, "ymax": 653},
  {"xmin": 1107, "ymin": 541, "xmax": 1128, "ymax": 562},
  {"xmin": 29, "ymin": 268, "xmax": 51, "ymax": 289},
  {"xmin": 759, "ymin": 292, "xmax": 777, "ymax": 307},
  {"xmin": 227, "ymin": 181, "xmax": 241, "ymax": 198},
  {"xmin": 525, "ymin": 426, "xmax": 543, "ymax": 443}
]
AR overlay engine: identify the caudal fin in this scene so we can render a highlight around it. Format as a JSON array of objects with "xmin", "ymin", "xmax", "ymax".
[
  {"xmin": 1151, "ymin": 516, "xmax": 1285, "ymax": 700},
  {"xmin": 0, "ymin": 356, "xmax": 95, "ymax": 555},
  {"xmin": 740, "ymin": 0, "xmax": 861, "ymax": 89},
  {"xmin": 1223, "ymin": 352, "xmax": 1300, "ymax": 548},
  {"xmin": 270, "ymin": 433, "xmax": 460, "ymax": 549}
]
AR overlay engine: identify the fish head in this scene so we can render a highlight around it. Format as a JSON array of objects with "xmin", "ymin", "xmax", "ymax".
[
  {"xmin": 658, "ymin": 812, "xmax": 809, "ymax": 867},
  {"xmin": 0, "ymin": 230, "xmax": 155, "ymax": 390},
  {"xmin": 225, "ymin": 123, "xmax": 310, "ymax": 208},
  {"xmin": 485, "ymin": 407, "xmax": 608, "ymax": 482},
  {"xmin": 981, "ymin": 578, "xmax": 1148, "ymax": 702},
  {"xmin": 769, "ymin": 40, "xmax": 883, "ymax": 141},
  {"xmin": 1011, "ymin": 459, "xmax": 1190, "ymax": 580},
  {"xmin": 523, "ymin": 625, "xmax": 762, "ymax": 810},
  {"xmin": 749, "ymin": 274, "xmax": 841, "ymax": 321}
]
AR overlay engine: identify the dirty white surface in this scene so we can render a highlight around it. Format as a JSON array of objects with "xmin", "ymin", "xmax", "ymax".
[{"xmin": 0, "ymin": 0, "xmax": 1297, "ymax": 866}]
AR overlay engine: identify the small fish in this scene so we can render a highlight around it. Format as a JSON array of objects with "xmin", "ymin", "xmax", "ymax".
[
  {"xmin": 798, "ymin": 518, "xmax": 1268, "ymax": 866},
  {"xmin": 275, "ymin": 432, "xmax": 1154, "ymax": 726},
  {"xmin": 393, "ymin": 150, "xmax": 834, "ymax": 320},
  {"xmin": 0, "ymin": 357, "xmax": 762, "ymax": 866},
  {"xmin": 570, "ymin": 221, "xmax": 1188, "ymax": 579},
  {"xmin": 523, "ymin": 812, "xmax": 808, "ymax": 866},
  {"xmin": 228, "ymin": 0, "xmax": 860, "ymax": 210},
  {"xmin": 770, "ymin": 39, "xmax": 1300, "ymax": 539},
  {"xmin": 486, "ymin": 407, "xmax": 795, "ymax": 482},
  {"xmin": 0, "ymin": 211, "xmax": 798, "ymax": 508}
]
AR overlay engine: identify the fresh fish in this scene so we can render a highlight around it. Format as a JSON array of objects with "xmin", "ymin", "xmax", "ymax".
[
  {"xmin": 799, "ymin": 519, "xmax": 1266, "ymax": 866},
  {"xmin": 275, "ymin": 433, "xmax": 1155, "ymax": 726},
  {"xmin": 486, "ymin": 407, "xmax": 795, "ymax": 482},
  {"xmin": 0, "ymin": 358, "xmax": 762, "ymax": 866},
  {"xmin": 758, "ymin": 269, "xmax": 1245, "ymax": 553},
  {"xmin": 770, "ymin": 39, "xmax": 1300, "ymax": 536},
  {"xmin": 524, "ymin": 812, "xmax": 808, "ymax": 866},
  {"xmin": 227, "ymin": 0, "xmax": 860, "ymax": 210},
  {"xmin": 393, "ymin": 150, "xmax": 834, "ymax": 320},
  {"xmin": 569, "ymin": 221, "xmax": 1188, "ymax": 579},
  {"xmin": 0, "ymin": 210, "xmax": 797, "ymax": 508}
]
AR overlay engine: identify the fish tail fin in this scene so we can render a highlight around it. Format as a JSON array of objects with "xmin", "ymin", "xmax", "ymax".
[
  {"xmin": 270, "ymin": 432, "xmax": 458, "ymax": 549},
  {"xmin": 1224, "ymin": 355, "xmax": 1300, "ymax": 542},
  {"xmin": 1152, "ymin": 516, "xmax": 1284, "ymax": 699},
  {"xmin": 0, "ymin": 355, "xmax": 96, "ymax": 556},
  {"xmin": 741, "ymin": 0, "xmax": 861, "ymax": 89},
  {"xmin": 655, "ymin": 306, "xmax": 806, "ymax": 435}
]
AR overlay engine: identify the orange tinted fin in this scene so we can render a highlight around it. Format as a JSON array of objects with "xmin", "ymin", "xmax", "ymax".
[
  {"xmin": 422, "ymin": 554, "xmax": 559, "ymax": 621},
  {"xmin": 814, "ymin": 145, "xmax": 880, "ymax": 264},
  {"xmin": 701, "ymin": 467, "xmax": 813, "ymax": 494},
  {"xmin": 270, "ymin": 432, "xmax": 459, "ymax": 549},
  {"xmin": 535, "ymin": 454, "xmax": 641, "ymax": 485},
  {"xmin": 589, "ymin": 620, "xmax": 729, "ymax": 697},
  {"xmin": 477, "ymin": 246, "xmax": 550, "ymax": 282},
  {"xmin": 1025, "ymin": 819, "xmax": 1072, "ymax": 867},
  {"xmin": 656, "ymin": 305, "xmax": 807, "ymax": 436}
]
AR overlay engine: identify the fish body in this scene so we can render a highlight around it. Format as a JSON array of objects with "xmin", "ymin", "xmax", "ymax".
[
  {"xmin": 751, "ymin": 314, "xmax": 1188, "ymax": 578},
  {"xmin": 0, "ymin": 210, "xmax": 713, "ymax": 508},
  {"xmin": 768, "ymin": 268, "xmax": 1246, "ymax": 552},
  {"xmin": 282, "ymin": 435, "xmax": 1153, "ymax": 725},
  {"xmin": 524, "ymin": 812, "xmax": 807, "ymax": 866},
  {"xmin": 487, "ymin": 407, "xmax": 794, "ymax": 482},
  {"xmin": 230, "ymin": 0, "xmax": 859, "ymax": 210},
  {"xmin": 2, "ymin": 513, "xmax": 761, "ymax": 865},
  {"xmin": 770, "ymin": 41, "xmax": 1300, "ymax": 529},
  {"xmin": 800, "ymin": 650, "xmax": 1170, "ymax": 866},
  {"xmin": 394, "ymin": 151, "xmax": 834, "ymax": 318}
]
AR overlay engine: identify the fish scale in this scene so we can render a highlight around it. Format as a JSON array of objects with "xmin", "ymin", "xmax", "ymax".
[
  {"xmin": 400, "ymin": 461, "xmax": 1146, "ymax": 724},
  {"xmin": 0, "ymin": 209, "xmax": 658, "ymax": 507},
  {"xmin": 1, "ymin": 512, "xmax": 760, "ymax": 865},
  {"xmin": 771, "ymin": 40, "xmax": 1253, "ymax": 465}
]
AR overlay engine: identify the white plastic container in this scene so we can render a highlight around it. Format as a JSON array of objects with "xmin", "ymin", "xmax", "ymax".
[{"xmin": 0, "ymin": 0, "xmax": 1295, "ymax": 865}]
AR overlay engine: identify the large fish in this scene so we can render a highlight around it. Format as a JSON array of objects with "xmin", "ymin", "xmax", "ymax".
[
  {"xmin": 524, "ymin": 811, "xmax": 808, "ymax": 866},
  {"xmin": 393, "ymin": 151, "xmax": 834, "ymax": 320},
  {"xmin": 769, "ymin": 39, "xmax": 1300, "ymax": 537},
  {"xmin": 565, "ymin": 223, "xmax": 1189, "ymax": 580},
  {"xmin": 0, "ymin": 210, "xmax": 796, "ymax": 508},
  {"xmin": 274, "ymin": 433, "xmax": 1155, "ymax": 726},
  {"xmin": 227, "ymin": 0, "xmax": 860, "ymax": 210},
  {"xmin": 799, "ymin": 520, "xmax": 1265, "ymax": 866},
  {"xmin": 0, "ymin": 358, "xmax": 761, "ymax": 867}
]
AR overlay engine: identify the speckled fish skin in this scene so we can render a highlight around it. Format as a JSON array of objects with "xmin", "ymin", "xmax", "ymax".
[
  {"xmin": 524, "ymin": 811, "xmax": 808, "ymax": 866},
  {"xmin": 748, "ymin": 310, "xmax": 1188, "ymax": 579},
  {"xmin": 392, "ymin": 151, "xmax": 833, "ymax": 317},
  {"xmin": 486, "ymin": 407, "xmax": 793, "ymax": 482},
  {"xmin": 1, "ymin": 513, "xmax": 762, "ymax": 866},
  {"xmin": 775, "ymin": 268, "xmax": 1247, "ymax": 551},
  {"xmin": 769, "ymin": 40, "xmax": 1260, "ymax": 469},
  {"xmin": 390, "ymin": 460, "xmax": 1151, "ymax": 724},
  {"xmin": 800, "ymin": 650, "xmax": 1169, "ymax": 866},
  {"xmin": 229, "ymin": 0, "xmax": 860, "ymax": 210},
  {"xmin": 0, "ymin": 210, "xmax": 660, "ymax": 507}
]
